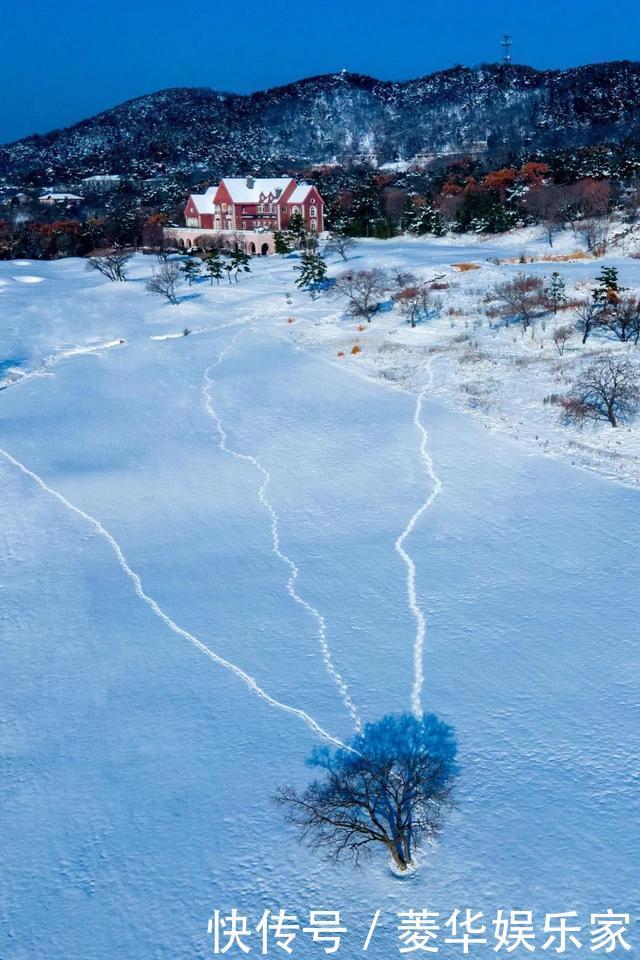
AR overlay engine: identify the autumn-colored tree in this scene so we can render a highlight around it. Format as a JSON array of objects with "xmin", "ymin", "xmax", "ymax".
[
  {"xmin": 519, "ymin": 162, "xmax": 551, "ymax": 184},
  {"xmin": 524, "ymin": 184, "xmax": 567, "ymax": 246},
  {"xmin": 440, "ymin": 181, "xmax": 464, "ymax": 196},
  {"xmin": 482, "ymin": 168, "xmax": 518, "ymax": 199},
  {"xmin": 574, "ymin": 178, "xmax": 611, "ymax": 218},
  {"xmin": 372, "ymin": 173, "xmax": 394, "ymax": 188},
  {"xmin": 382, "ymin": 187, "xmax": 407, "ymax": 224},
  {"xmin": 435, "ymin": 191, "xmax": 463, "ymax": 224}
]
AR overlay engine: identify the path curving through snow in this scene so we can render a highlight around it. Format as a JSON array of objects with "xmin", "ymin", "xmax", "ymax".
[
  {"xmin": 1, "ymin": 338, "xmax": 127, "ymax": 392},
  {"xmin": 394, "ymin": 361, "xmax": 443, "ymax": 717},
  {"xmin": 0, "ymin": 444, "xmax": 349, "ymax": 751},
  {"xmin": 203, "ymin": 326, "xmax": 363, "ymax": 733}
]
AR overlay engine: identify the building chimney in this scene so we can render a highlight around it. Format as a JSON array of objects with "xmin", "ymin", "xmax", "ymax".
[{"xmin": 246, "ymin": 176, "xmax": 255, "ymax": 189}]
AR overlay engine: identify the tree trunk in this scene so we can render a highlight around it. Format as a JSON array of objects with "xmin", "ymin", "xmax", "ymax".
[{"xmin": 387, "ymin": 840, "xmax": 411, "ymax": 871}]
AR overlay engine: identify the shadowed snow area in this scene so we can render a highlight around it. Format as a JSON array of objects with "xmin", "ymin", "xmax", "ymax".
[{"xmin": 0, "ymin": 245, "xmax": 638, "ymax": 958}]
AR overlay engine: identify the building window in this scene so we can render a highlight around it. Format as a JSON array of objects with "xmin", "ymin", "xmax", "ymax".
[
  {"xmin": 310, "ymin": 205, "xmax": 317, "ymax": 217},
  {"xmin": 292, "ymin": 205, "xmax": 299, "ymax": 214},
  {"xmin": 311, "ymin": 219, "xmax": 317, "ymax": 231},
  {"xmin": 221, "ymin": 203, "xmax": 227, "ymax": 212}
]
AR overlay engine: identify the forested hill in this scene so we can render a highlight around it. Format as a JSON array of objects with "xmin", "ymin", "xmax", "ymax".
[{"xmin": 3, "ymin": 61, "xmax": 640, "ymax": 183}]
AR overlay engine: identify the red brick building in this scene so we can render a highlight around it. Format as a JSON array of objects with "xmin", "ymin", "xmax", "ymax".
[{"xmin": 184, "ymin": 177, "xmax": 324, "ymax": 234}]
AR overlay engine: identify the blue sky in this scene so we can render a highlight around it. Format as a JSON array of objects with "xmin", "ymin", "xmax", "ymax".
[{"xmin": 2, "ymin": 0, "xmax": 639, "ymax": 143}]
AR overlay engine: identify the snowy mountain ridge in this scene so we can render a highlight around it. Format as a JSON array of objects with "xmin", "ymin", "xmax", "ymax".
[{"xmin": 3, "ymin": 60, "xmax": 640, "ymax": 183}]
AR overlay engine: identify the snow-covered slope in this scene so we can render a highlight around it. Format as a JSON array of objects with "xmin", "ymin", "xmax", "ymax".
[
  {"xmin": 0, "ymin": 247, "xmax": 638, "ymax": 958},
  {"xmin": 3, "ymin": 61, "xmax": 640, "ymax": 180}
]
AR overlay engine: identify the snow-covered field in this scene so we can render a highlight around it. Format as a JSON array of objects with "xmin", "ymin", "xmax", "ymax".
[{"xmin": 0, "ymin": 239, "xmax": 638, "ymax": 958}]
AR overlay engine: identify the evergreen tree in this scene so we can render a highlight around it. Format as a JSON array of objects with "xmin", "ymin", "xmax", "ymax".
[
  {"xmin": 204, "ymin": 250, "xmax": 223, "ymax": 286},
  {"xmin": 223, "ymin": 253, "xmax": 234, "ymax": 285},
  {"xmin": 295, "ymin": 251, "xmax": 327, "ymax": 299},
  {"xmin": 409, "ymin": 203, "xmax": 445, "ymax": 236},
  {"xmin": 229, "ymin": 249, "xmax": 251, "ymax": 282},
  {"xmin": 180, "ymin": 257, "xmax": 201, "ymax": 285},
  {"xmin": 287, "ymin": 210, "xmax": 307, "ymax": 249},
  {"xmin": 547, "ymin": 271, "xmax": 567, "ymax": 313},
  {"xmin": 592, "ymin": 266, "xmax": 624, "ymax": 306},
  {"xmin": 274, "ymin": 230, "xmax": 292, "ymax": 256}
]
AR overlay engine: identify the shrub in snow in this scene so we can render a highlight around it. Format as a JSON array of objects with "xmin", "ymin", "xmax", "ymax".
[
  {"xmin": 87, "ymin": 251, "xmax": 131, "ymax": 282},
  {"xmin": 552, "ymin": 325, "xmax": 573, "ymax": 356},
  {"xmin": 276, "ymin": 713, "xmax": 458, "ymax": 872}
]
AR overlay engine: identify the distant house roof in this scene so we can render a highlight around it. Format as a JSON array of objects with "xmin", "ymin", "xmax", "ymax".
[
  {"xmin": 189, "ymin": 187, "xmax": 217, "ymax": 215},
  {"xmin": 39, "ymin": 193, "xmax": 82, "ymax": 201},
  {"xmin": 287, "ymin": 184, "xmax": 315, "ymax": 203},
  {"xmin": 219, "ymin": 177, "xmax": 293, "ymax": 203}
]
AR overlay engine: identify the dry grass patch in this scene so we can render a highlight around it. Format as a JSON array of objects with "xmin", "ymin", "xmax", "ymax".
[{"xmin": 452, "ymin": 262, "xmax": 481, "ymax": 272}]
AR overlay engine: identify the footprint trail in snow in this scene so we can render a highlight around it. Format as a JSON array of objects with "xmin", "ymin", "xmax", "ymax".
[
  {"xmin": 0, "ymin": 444, "xmax": 349, "ymax": 751},
  {"xmin": 203, "ymin": 326, "xmax": 362, "ymax": 733},
  {"xmin": 394, "ymin": 361, "xmax": 443, "ymax": 717}
]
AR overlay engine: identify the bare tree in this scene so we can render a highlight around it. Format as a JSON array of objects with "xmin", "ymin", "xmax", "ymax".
[
  {"xmin": 600, "ymin": 296, "xmax": 640, "ymax": 345},
  {"xmin": 622, "ymin": 177, "xmax": 640, "ymax": 223},
  {"xmin": 552, "ymin": 324, "xmax": 573, "ymax": 356},
  {"xmin": 561, "ymin": 179, "xmax": 611, "ymax": 239},
  {"xmin": 577, "ymin": 216, "xmax": 613, "ymax": 256},
  {"xmin": 391, "ymin": 268, "xmax": 418, "ymax": 291},
  {"xmin": 574, "ymin": 299, "xmax": 603, "ymax": 344},
  {"xmin": 142, "ymin": 217, "xmax": 171, "ymax": 261},
  {"xmin": 194, "ymin": 233, "xmax": 221, "ymax": 252},
  {"xmin": 562, "ymin": 356, "xmax": 640, "ymax": 427},
  {"xmin": 524, "ymin": 184, "xmax": 566, "ymax": 247},
  {"xmin": 87, "ymin": 251, "xmax": 131, "ymax": 282},
  {"xmin": 572, "ymin": 179, "xmax": 612, "ymax": 254},
  {"xmin": 493, "ymin": 273, "xmax": 546, "ymax": 328},
  {"xmin": 276, "ymin": 714, "xmax": 457, "ymax": 871},
  {"xmin": 325, "ymin": 231, "xmax": 355, "ymax": 262},
  {"xmin": 393, "ymin": 285, "xmax": 438, "ymax": 328},
  {"xmin": 331, "ymin": 268, "xmax": 390, "ymax": 322},
  {"xmin": 146, "ymin": 262, "xmax": 181, "ymax": 305}
]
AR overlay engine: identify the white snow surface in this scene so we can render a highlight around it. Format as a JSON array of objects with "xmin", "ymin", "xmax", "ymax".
[{"xmin": 0, "ymin": 238, "xmax": 638, "ymax": 958}]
